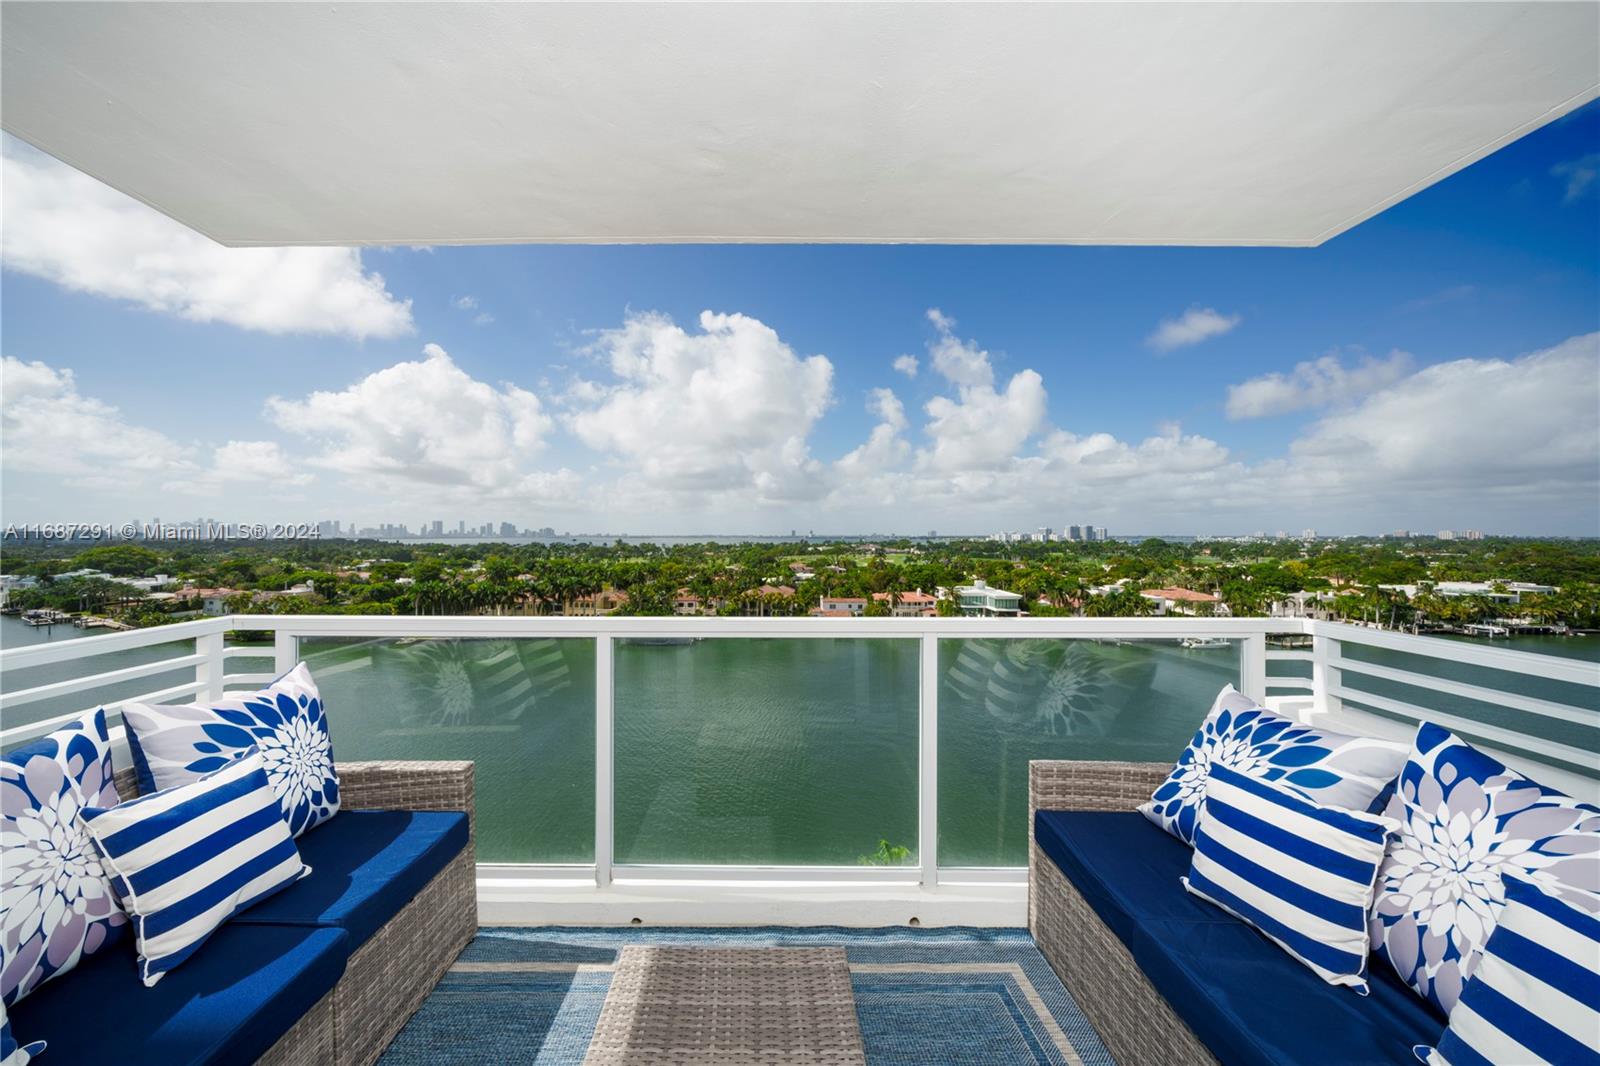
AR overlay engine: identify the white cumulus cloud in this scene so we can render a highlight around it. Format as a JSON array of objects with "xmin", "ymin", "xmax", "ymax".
[
  {"xmin": 569, "ymin": 310, "xmax": 834, "ymax": 501},
  {"xmin": 918, "ymin": 313, "xmax": 1046, "ymax": 471},
  {"xmin": 1, "ymin": 356, "xmax": 196, "ymax": 484},
  {"xmin": 266, "ymin": 343, "xmax": 557, "ymax": 495},
  {"xmin": 1286, "ymin": 333, "xmax": 1600, "ymax": 496},
  {"xmin": 836, "ymin": 389, "xmax": 911, "ymax": 477},
  {"xmin": 1226, "ymin": 349, "xmax": 1415, "ymax": 419},
  {"xmin": 1146, "ymin": 306, "xmax": 1241, "ymax": 352},
  {"xmin": 893, "ymin": 354, "xmax": 919, "ymax": 378},
  {"xmin": 925, "ymin": 309, "xmax": 995, "ymax": 388},
  {"xmin": 0, "ymin": 357, "xmax": 313, "ymax": 500},
  {"xmin": 1, "ymin": 137, "xmax": 413, "ymax": 340}
]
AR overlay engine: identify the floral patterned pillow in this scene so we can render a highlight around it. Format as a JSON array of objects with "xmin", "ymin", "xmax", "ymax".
[
  {"xmin": 1140, "ymin": 685, "xmax": 1410, "ymax": 846},
  {"xmin": 122, "ymin": 662, "xmax": 339, "ymax": 837},
  {"xmin": 2, "ymin": 1000, "xmax": 47, "ymax": 1064},
  {"xmin": 1370, "ymin": 722, "xmax": 1600, "ymax": 1017},
  {"xmin": 1, "ymin": 708, "xmax": 128, "ymax": 1006}
]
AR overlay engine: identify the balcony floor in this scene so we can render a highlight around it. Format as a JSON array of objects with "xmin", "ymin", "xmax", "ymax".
[{"xmin": 382, "ymin": 926, "xmax": 1110, "ymax": 1065}]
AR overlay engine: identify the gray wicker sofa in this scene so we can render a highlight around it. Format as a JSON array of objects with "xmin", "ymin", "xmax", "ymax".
[
  {"xmin": 1028, "ymin": 759, "xmax": 1441, "ymax": 1066},
  {"xmin": 9, "ymin": 760, "xmax": 477, "ymax": 1066}
]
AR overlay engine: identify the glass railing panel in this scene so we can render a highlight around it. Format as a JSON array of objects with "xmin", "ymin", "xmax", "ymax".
[
  {"xmin": 613, "ymin": 637, "xmax": 919, "ymax": 866},
  {"xmin": 299, "ymin": 636, "xmax": 596, "ymax": 863},
  {"xmin": 937, "ymin": 637, "xmax": 1242, "ymax": 867}
]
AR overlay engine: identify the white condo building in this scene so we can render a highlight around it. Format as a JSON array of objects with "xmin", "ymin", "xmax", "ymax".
[{"xmin": 948, "ymin": 579, "xmax": 1024, "ymax": 617}]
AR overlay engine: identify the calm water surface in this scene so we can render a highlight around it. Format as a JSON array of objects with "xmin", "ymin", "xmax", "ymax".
[{"xmin": 4, "ymin": 615, "xmax": 1595, "ymax": 865}]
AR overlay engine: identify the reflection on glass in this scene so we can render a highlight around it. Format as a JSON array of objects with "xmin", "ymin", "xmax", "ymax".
[
  {"xmin": 938, "ymin": 638, "xmax": 1241, "ymax": 867},
  {"xmin": 613, "ymin": 638, "xmax": 918, "ymax": 866},
  {"xmin": 299, "ymin": 637, "xmax": 595, "ymax": 863}
]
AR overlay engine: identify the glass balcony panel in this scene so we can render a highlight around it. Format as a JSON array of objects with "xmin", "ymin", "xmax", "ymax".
[
  {"xmin": 299, "ymin": 636, "xmax": 596, "ymax": 863},
  {"xmin": 613, "ymin": 638, "xmax": 919, "ymax": 866},
  {"xmin": 937, "ymin": 637, "xmax": 1242, "ymax": 867}
]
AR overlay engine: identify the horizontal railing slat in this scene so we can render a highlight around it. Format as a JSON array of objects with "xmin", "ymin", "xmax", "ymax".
[
  {"xmin": 221, "ymin": 672, "xmax": 277, "ymax": 688},
  {"xmin": 1330, "ymin": 654, "xmax": 1598, "ymax": 728},
  {"xmin": 0, "ymin": 652, "xmax": 208, "ymax": 712},
  {"xmin": 1331, "ymin": 684, "xmax": 1594, "ymax": 768},
  {"xmin": 1313, "ymin": 621, "xmax": 1600, "ymax": 687},
  {"xmin": 0, "ymin": 679, "xmax": 206, "ymax": 746},
  {"xmin": 0, "ymin": 617, "xmax": 227, "ymax": 670},
  {"xmin": 224, "ymin": 613, "xmax": 1311, "ymax": 640}
]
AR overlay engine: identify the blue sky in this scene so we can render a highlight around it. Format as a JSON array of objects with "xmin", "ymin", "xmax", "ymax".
[{"xmin": 2, "ymin": 101, "xmax": 1597, "ymax": 536}]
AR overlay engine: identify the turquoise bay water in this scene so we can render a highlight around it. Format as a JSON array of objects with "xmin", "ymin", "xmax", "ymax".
[{"xmin": 3, "ymin": 616, "xmax": 1595, "ymax": 865}]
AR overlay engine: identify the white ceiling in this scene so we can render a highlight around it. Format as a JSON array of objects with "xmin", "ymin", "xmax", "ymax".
[{"xmin": 3, "ymin": 2, "xmax": 1596, "ymax": 248}]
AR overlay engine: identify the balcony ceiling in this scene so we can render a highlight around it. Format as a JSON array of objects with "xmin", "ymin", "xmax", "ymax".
[{"xmin": 2, "ymin": 2, "xmax": 1596, "ymax": 248}]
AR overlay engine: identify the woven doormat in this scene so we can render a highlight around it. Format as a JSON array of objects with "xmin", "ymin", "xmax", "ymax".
[{"xmin": 582, "ymin": 945, "xmax": 867, "ymax": 1065}]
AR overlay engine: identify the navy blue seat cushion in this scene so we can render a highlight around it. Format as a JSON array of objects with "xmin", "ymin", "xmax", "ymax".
[
  {"xmin": 1034, "ymin": 810, "xmax": 1443, "ymax": 1066},
  {"xmin": 230, "ymin": 809, "xmax": 469, "ymax": 946},
  {"xmin": 7, "ymin": 923, "xmax": 347, "ymax": 1066}
]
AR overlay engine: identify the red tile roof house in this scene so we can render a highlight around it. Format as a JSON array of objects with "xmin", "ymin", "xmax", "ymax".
[
  {"xmin": 809, "ymin": 596, "xmax": 867, "ymax": 617},
  {"xmin": 744, "ymin": 585, "xmax": 798, "ymax": 615},
  {"xmin": 872, "ymin": 590, "xmax": 938, "ymax": 617},
  {"xmin": 1139, "ymin": 587, "xmax": 1228, "ymax": 616},
  {"xmin": 672, "ymin": 588, "xmax": 722, "ymax": 615},
  {"xmin": 572, "ymin": 588, "xmax": 630, "ymax": 615}
]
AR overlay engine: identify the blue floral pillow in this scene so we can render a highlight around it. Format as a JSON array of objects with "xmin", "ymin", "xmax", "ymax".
[
  {"xmin": 1, "ymin": 709, "xmax": 128, "ymax": 1006},
  {"xmin": 122, "ymin": 662, "xmax": 339, "ymax": 837},
  {"xmin": 2, "ymin": 1000, "xmax": 47, "ymax": 1064},
  {"xmin": 1370, "ymin": 722, "xmax": 1600, "ymax": 1017},
  {"xmin": 1140, "ymin": 685, "xmax": 1409, "ymax": 846}
]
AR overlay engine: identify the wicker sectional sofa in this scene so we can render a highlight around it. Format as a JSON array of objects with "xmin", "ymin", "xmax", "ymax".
[
  {"xmin": 9, "ymin": 760, "xmax": 477, "ymax": 1066},
  {"xmin": 1028, "ymin": 759, "xmax": 1442, "ymax": 1066}
]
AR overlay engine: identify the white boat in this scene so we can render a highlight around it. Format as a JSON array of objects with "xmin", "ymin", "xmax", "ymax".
[{"xmin": 1180, "ymin": 637, "xmax": 1232, "ymax": 650}]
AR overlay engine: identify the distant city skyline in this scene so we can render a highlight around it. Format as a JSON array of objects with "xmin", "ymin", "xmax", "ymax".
[
  {"xmin": 3, "ymin": 102, "xmax": 1598, "ymax": 535},
  {"xmin": 0, "ymin": 512, "xmax": 1532, "ymax": 546}
]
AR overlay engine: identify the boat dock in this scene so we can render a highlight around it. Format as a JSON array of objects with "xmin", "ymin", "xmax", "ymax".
[
  {"xmin": 21, "ymin": 609, "xmax": 73, "ymax": 627},
  {"xmin": 75, "ymin": 616, "xmax": 135, "ymax": 631}
]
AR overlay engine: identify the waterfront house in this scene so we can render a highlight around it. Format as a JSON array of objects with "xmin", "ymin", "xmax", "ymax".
[
  {"xmin": 948, "ymin": 578, "xmax": 1024, "ymax": 617},
  {"xmin": 1140, "ymin": 586, "xmax": 1226, "ymax": 616},
  {"xmin": 1379, "ymin": 580, "xmax": 1558, "ymax": 604},
  {"xmin": 178, "ymin": 587, "xmax": 242, "ymax": 617},
  {"xmin": 572, "ymin": 588, "xmax": 630, "ymax": 616},
  {"xmin": 673, "ymin": 588, "xmax": 725, "ymax": 615},
  {"xmin": 811, "ymin": 596, "xmax": 868, "ymax": 617},
  {"xmin": 872, "ymin": 590, "xmax": 938, "ymax": 617}
]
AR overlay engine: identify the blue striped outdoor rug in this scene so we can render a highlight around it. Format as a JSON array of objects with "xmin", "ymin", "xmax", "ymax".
[{"xmin": 380, "ymin": 926, "xmax": 1112, "ymax": 1065}]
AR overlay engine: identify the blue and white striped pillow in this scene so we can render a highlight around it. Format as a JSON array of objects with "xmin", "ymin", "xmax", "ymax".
[
  {"xmin": 1417, "ymin": 875, "xmax": 1600, "ymax": 1066},
  {"xmin": 1184, "ymin": 763, "xmax": 1396, "ymax": 993},
  {"xmin": 79, "ymin": 752, "xmax": 310, "ymax": 987}
]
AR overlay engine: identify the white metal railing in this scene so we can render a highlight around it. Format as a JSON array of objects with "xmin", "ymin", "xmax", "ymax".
[
  {"xmin": 1307, "ymin": 621, "xmax": 1599, "ymax": 795},
  {"xmin": 2, "ymin": 613, "xmax": 1595, "ymax": 921}
]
